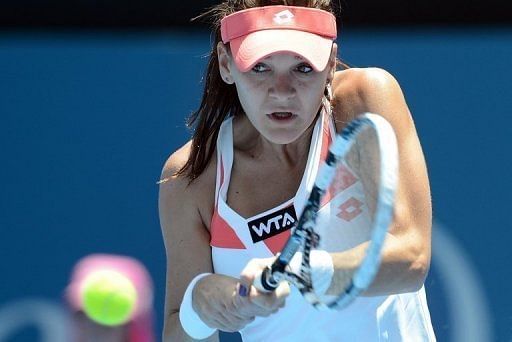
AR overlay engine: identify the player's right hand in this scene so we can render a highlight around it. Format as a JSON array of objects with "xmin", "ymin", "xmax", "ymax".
[
  {"xmin": 192, "ymin": 273, "xmax": 286, "ymax": 332},
  {"xmin": 239, "ymin": 257, "xmax": 291, "ymax": 316}
]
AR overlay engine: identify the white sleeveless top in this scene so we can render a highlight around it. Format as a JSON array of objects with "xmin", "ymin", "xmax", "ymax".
[{"xmin": 209, "ymin": 110, "xmax": 436, "ymax": 341}]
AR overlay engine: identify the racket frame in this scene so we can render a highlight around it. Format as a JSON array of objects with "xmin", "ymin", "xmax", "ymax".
[{"xmin": 256, "ymin": 113, "xmax": 399, "ymax": 310}]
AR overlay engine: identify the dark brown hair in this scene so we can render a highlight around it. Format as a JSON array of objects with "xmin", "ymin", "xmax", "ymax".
[{"xmin": 176, "ymin": 0, "xmax": 346, "ymax": 181}]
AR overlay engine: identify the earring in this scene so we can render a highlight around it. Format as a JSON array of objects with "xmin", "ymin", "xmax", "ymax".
[{"xmin": 324, "ymin": 82, "xmax": 333, "ymax": 102}]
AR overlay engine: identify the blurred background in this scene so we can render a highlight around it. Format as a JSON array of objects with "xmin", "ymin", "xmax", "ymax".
[{"xmin": 0, "ymin": 0, "xmax": 511, "ymax": 341}]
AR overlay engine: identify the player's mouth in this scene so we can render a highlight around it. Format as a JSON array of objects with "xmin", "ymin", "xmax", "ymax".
[{"xmin": 267, "ymin": 112, "xmax": 296, "ymax": 121}]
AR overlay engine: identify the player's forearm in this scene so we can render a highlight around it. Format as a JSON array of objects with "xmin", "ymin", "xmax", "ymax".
[
  {"xmin": 163, "ymin": 312, "xmax": 219, "ymax": 342},
  {"xmin": 162, "ymin": 312, "xmax": 194, "ymax": 341},
  {"xmin": 329, "ymin": 232, "xmax": 429, "ymax": 296}
]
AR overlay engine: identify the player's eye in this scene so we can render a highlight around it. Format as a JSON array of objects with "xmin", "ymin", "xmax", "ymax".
[
  {"xmin": 252, "ymin": 63, "xmax": 270, "ymax": 73},
  {"xmin": 296, "ymin": 63, "xmax": 313, "ymax": 74}
]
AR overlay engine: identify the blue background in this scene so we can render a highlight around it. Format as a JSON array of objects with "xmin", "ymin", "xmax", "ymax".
[{"xmin": 0, "ymin": 28, "xmax": 511, "ymax": 341}]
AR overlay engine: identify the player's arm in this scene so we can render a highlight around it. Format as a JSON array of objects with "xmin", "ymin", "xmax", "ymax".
[
  {"xmin": 159, "ymin": 143, "xmax": 282, "ymax": 340},
  {"xmin": 331, "ymin": 67, "xmax": 432, "ymax": 295},
  {"xmin": 159, "ymin": 143, "xmax": 220, "ymax": 341}
]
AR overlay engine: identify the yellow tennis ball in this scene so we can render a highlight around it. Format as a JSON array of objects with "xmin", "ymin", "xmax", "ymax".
[{"xmin": 81, "ymin": 269, "xmax": 137, "ymax": 326}]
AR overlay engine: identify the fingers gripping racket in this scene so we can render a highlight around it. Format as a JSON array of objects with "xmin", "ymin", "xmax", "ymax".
[{"xmin": 254, "ymin": 113, "xmax": 399, "ymax": 310}]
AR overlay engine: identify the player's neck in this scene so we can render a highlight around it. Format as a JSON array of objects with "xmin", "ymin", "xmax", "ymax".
[{"xmin": 233, "ymin": 115, "xmax": 314, "ymax": 168}]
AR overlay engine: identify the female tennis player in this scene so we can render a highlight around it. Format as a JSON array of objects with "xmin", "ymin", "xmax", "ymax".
[{"xmin": 159, "ymin": 1, "xmax": 435, "ymax": 341}]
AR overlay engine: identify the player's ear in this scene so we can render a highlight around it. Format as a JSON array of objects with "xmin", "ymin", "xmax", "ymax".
[{"xmin": 217, "ymin": 42, "xmax": 235, "ymax": 85}]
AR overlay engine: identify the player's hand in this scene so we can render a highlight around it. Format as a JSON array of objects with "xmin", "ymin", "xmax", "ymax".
[
  {"xmin": 239, "ymin": 257, "xmax": 291, "ymax": 316},
  {"xmin": 191, "ymin": 274, "xmax": 257, "ymax": 332}
]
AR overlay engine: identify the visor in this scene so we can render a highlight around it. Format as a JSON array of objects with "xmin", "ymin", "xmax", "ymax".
[{"xmin": 221, "ymin": 6, "xmax": 337, "ymax": 72}]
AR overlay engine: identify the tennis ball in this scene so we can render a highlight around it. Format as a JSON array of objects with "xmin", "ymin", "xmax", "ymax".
[{"xmin": 81, "ymin": 269, "xmax": 137, "ymax": 326}]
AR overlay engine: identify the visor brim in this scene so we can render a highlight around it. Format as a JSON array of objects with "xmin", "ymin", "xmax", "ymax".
[{"xmin": 230, "ymin": 29, "xmax": 334, "ymax": 72}]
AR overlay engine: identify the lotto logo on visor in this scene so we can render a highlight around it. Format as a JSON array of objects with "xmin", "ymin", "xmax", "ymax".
[
  {"xmin": 273, "ymin": 10, "xmax": 294, "ymax": 24},
  {"xmin": 247, "ymin": 204, "xmax": 297, "ymax": 243}
]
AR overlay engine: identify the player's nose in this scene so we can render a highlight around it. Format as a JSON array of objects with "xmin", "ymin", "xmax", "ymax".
[{"xmin": 268, "ymin": 75, "xmax": 296, "ymax": 101}]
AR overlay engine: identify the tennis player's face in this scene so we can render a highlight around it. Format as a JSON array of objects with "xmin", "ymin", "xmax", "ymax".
[{"xmin": 218, "ymin": 43, "xmax": 337, "ymax": 144}]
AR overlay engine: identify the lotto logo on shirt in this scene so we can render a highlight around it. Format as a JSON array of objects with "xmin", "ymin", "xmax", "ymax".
[{"xmin": 247, "ymin": 205, "xmax": 297, "ymax": 243}]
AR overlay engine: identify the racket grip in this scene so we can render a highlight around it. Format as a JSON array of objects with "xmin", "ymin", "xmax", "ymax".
[{"xmin": 253, "ymin": 266, "xmax": 278, "ymax": 292}]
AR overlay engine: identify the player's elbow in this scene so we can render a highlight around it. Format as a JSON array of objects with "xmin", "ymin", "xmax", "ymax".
[
  {"xmin": 407, "ymin": 252, "xmax": 430, "ymax": 292},
  {"xmin": 404, "ymin": 242, "xmax": 431, "ymax": 292}
]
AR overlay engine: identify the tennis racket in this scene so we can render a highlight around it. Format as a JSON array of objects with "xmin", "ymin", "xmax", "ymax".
[{"xmin": 253, "ymin": 112, "xmax": 398, "ymax": 310}]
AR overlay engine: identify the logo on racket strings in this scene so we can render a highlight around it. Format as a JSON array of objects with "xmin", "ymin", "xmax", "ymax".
[{"xmin": 247, "ymin": 204, "xmax": 297, "ymax": 243}]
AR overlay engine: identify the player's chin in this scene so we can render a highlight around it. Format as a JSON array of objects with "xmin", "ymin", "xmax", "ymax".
[
  {"xmin": 263, "ymin": 119, "xmax": 309, "ymax": 144},
  {"xmin": 263, "ymin": 129, "xmax": 304, "ymax": 145}
]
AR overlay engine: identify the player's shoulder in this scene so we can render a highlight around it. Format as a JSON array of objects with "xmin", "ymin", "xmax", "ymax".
[
  {"xmin": 333, "ymin": 67, "xmax": 402, "ymax": 103},
  {"xmin": 159, "ymin": 140, "xmax": 217, "ymax": 223},
  {"xmin": 332, "ymin": 67, "xmax": 410, "ymax": 127},
  {"xmin": 159, "ymin": 141, "xmax": 193, "ymax": 189}
]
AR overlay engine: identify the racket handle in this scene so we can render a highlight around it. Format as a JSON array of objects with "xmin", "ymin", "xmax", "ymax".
[{"xmin": 253, "ymin": 266, "xmax": 278, "ymax": 292}]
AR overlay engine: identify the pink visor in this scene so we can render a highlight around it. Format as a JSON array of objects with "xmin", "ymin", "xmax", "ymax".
[{"xmin": 221, "ymin": 6, "xmax": 337, "ymax": 72}]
